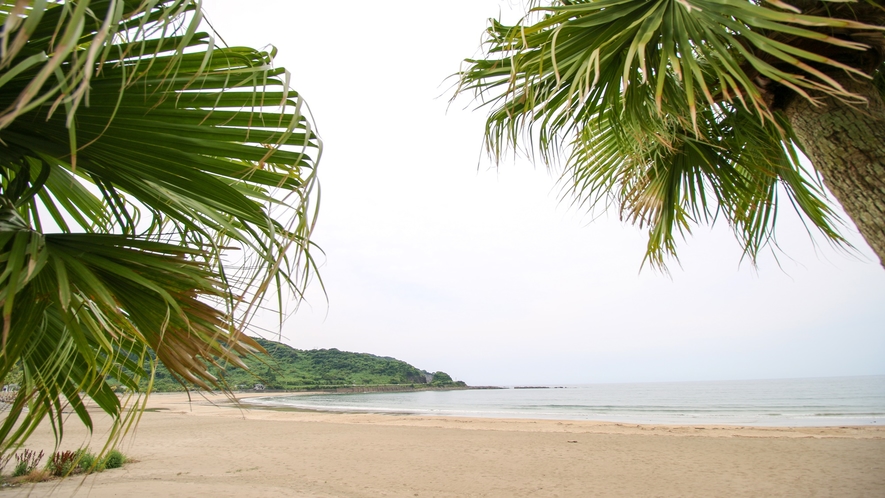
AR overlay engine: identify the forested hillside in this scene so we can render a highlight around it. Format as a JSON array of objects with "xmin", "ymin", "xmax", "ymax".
[{"xmin": 146, "ymin": 338, "xmax": 463, "ymax": 392}]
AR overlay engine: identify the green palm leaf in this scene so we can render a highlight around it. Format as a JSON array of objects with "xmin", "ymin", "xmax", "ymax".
[
  {"xmin": 455, "ymin": 0, "xmax": 884, "ymax": 267},
  {"xmin": 0, "ymin": 0, "xmax": 322, "ymax": 454}
]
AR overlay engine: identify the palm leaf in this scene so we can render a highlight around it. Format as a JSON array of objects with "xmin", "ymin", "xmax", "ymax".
[
  {"xmin": 0, "ymin": 0, "xmax": 322, "ymax": 454},
  {"xmin": 455, "ymin": 0, "xmax": 880, "ymax": 266}
]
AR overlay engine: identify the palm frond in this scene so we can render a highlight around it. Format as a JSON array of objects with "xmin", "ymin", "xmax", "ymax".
[
  {"xmin": 455, "ymin": 0, "xmax": 881, "ymax": 266},
  {"xmin": 0, "ymin": 0, "xmax": 322, "ymax": 454}
]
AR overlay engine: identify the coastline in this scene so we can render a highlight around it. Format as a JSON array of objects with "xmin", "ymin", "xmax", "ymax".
[
  {"xmin": 233, "ymin": 384, "xmax": 885, "ymax": 428},
  {"xmin": 6, "ymin": 392, "xmax": 885, "ymax": 497},
  {"xmin": 231, "ymin": 391, "xmax": 882, "ymax": 433}
]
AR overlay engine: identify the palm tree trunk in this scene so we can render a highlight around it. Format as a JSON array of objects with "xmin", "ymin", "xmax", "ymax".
[{"xmin": 784, "ymin": 77, "xmax": 885, "ymax": 267}]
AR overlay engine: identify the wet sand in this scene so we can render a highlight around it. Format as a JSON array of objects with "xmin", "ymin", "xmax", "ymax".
[{"xmin": 5, "ymin": 391, "xmax": 885, "ymax": 497}]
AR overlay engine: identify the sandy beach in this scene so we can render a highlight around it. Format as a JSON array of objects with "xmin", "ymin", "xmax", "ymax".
[{"xmin": 4, "ymin": 391, "xmax": 884, "ymax": 497}]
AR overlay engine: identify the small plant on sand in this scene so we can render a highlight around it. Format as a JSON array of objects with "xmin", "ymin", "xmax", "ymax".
[
  {"xmin": 76, "ymin": 450, "xmax": 100, "ymax": 473},
  {"xmin": 101, "ymin": 450, "xmax": 126, "ymax": 470},
  {"xmin": 12, "ymin": 449, "xmax": 43, "ymax": 477},
  {"xmin": 47, "ymin": 450, "xmax": 78, "ymax": 477}
]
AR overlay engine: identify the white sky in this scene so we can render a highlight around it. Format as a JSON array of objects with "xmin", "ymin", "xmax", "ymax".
[{"xmin": 202, "ymin": 0, "xmax": 885, "ymax": 386}]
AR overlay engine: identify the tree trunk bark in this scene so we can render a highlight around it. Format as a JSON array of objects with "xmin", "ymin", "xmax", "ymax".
[{"xmin": 784, "ymin": 77, "xmax": 885, "ymax": 268}]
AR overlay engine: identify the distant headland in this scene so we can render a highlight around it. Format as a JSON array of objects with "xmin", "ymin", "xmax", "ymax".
[{"xmin": 144, "ymin": 337, "xmax": 476, "ymax": 393}]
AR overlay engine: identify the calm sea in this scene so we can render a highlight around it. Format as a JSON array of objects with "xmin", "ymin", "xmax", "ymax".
[{"xmin": 246, "ymin": 375, "xmax": 885, "ymax": 426}]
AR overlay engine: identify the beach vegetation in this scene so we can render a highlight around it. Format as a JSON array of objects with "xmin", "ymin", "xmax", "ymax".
[
  {"xmin": 47, "ymin": 450, "xmax": 77, "ymax": 477},
  {"xmin": 11, "ymin": 449, "xmax": 42, "ymax": 477},
  {"xmin": 0, "ymin": 0, "xmax": 322, "ymax": 456},
  {"xmin": 101, "ymin": 449, "xmax": 126, "ymax": 470},
  {"xmin": 0, "ymin": 446, "xmax": 126, "ymax": 484},
  {"xmin": 14, "ymin": 467, "xmax": 49, "ymax": 483},
  {"xmin": 76, "ymin": 450, "xmax": 99, "ymax": 473},
  {"xmin": 455, "ymin": 0, "xmax": 885, "ymax": 268}
]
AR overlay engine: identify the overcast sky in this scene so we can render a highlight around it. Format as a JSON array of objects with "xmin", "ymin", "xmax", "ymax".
[{"xmin": 202, "ymin": 0, "xmax": 885, "ymax": 385}]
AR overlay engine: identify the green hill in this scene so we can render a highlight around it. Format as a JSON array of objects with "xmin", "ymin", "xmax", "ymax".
[{"xmin": 146, "ymin": 338, "xmax": 464, "ymax": 392}]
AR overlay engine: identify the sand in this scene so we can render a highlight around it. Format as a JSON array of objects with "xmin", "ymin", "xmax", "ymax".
[{"xmin": 4, "ymin": 391, "xmax": 884, "ymax": 497}]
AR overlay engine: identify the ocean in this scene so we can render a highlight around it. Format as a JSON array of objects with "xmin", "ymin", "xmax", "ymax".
[{"xmin": 245, "ymin": 375, "xmax": 885, "ymax": 427}]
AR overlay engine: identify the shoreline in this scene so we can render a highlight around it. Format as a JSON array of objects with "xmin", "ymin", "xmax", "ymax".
[
  {"xmin": 6, "ymin": 392, "xmax": 884, "ymax": 497},
  {"xmin": 225, "ymin": 390, "xmax": 885, "ymax": 430},
  {"xmin": 156, "ymin": 392, "xmax": 885, "ymax": 438}
]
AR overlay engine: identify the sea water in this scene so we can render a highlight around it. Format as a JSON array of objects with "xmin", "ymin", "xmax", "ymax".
[{"xmin": 246, "ymin": 375, "xmax": 885, "ymax": 426}]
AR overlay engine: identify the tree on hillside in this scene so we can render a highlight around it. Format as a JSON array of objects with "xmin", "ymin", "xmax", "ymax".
[
  {"xmin": 0, "ymin": 0, "xmax": 321, "ymax": 454},
  {"xmin": 430, "ymin": 371, "xmax": 454, "ymax": 386},
  {"xmin": 455, "ymin": 0, "xmax": 885, "ymax": 268}
]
